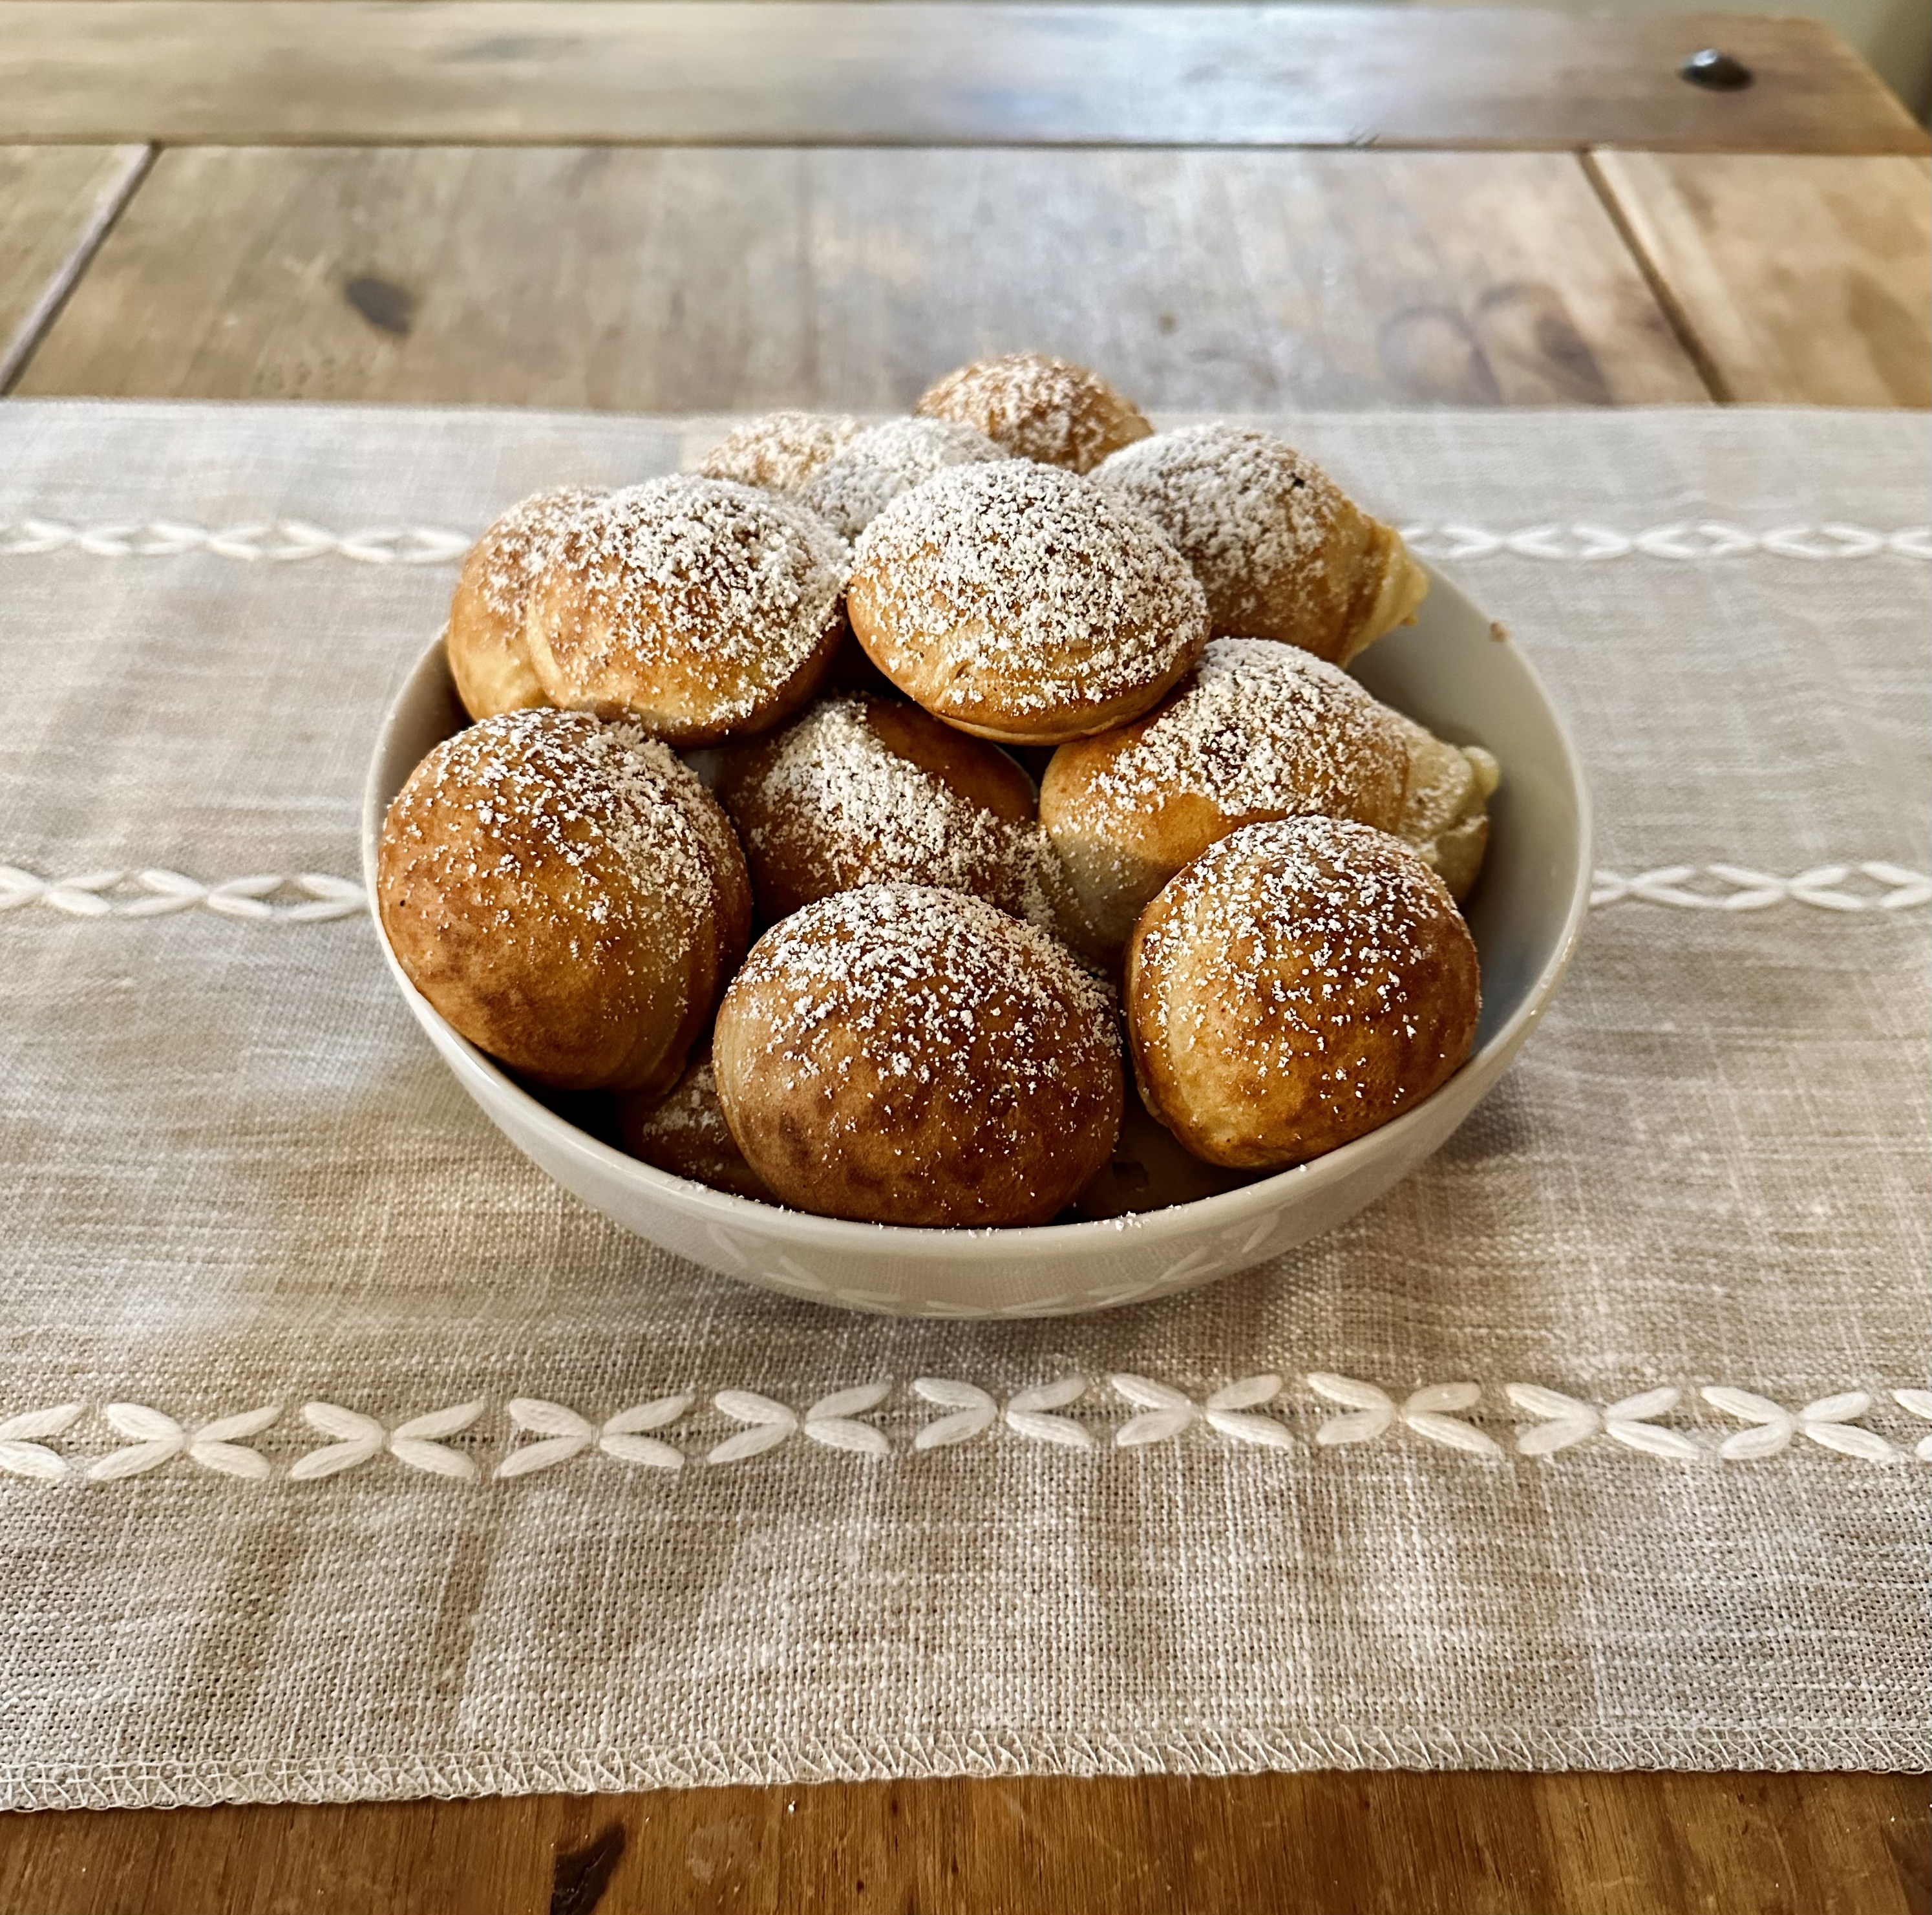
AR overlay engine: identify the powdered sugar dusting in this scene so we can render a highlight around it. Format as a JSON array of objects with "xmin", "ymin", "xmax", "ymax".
[
  {"xmin": 537, "ymin": 478, "xmax": 847, "ymax": 729},
  {"xmin": 730, "ymin": 884, "xmax": 1117, "ymax": 1100},
  {"xmin": 918, "ymin": 354, "xmax": 1151, "ymax": 473},
  {"xmin": 1092, "ymin": 424, "xmax": 1354, "ymax": 636},
  {"xmin": 471, "ymin": 487, "xmax": 606, "ymax": 624},
  {"xmin": 1142, "ymin": 817, "xmax": 1468, "ymax": 1090},
  {"xmin": 630, "ymin": 1055, "xmax": 727, "ymax": 1144},
  {"xmin": 1087, "ymin": 639, "xmax": 1407, "ymax": 824},
  {"xmin": 729, "ymin": 695, "xmax": 1063, "ymax": 926},
  {"xmin": 695, "ymin": 412, "xmax": 862, "ymax": 493},
  {"xmin": 799, "ymin": 417, "xmax": 1010, "ymax": 539},
  {"xmin": 620, "ymin": 1052, "xmax": 774, "ymax": 1200},
  {"xmin": 851, "ymin": 462, "xmax": 1206, "ymax": 718},
  {"xmin": 395, "ymin": 709, "xmax": 722, "ymax": 950}
]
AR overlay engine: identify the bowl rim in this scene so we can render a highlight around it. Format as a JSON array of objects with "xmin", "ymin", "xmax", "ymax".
[{"xmin": 363, "ymin": 582, "xmax": 1594, "ymax": 1261}]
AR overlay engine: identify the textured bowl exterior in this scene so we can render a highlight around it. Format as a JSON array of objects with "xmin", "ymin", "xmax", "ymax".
[{"xmin": 362, "ymin": 567, "xmax": 1591, "ymax": 1317}]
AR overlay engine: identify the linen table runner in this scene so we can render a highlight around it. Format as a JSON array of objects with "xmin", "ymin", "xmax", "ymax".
[{"xmin": 1, "ymin": 401, "xmax": 1926, "ymax": 1808}]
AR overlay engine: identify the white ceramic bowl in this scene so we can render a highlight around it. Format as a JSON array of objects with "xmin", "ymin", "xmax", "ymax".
[{"xmin": 363, "ymin": 564, "xmax": 1591, "ymax": 1317}]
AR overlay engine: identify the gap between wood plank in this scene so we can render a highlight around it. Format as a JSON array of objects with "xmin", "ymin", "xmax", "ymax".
[
  {"xmin": 12, "ymin": 145, "xmax": 1711, "ymax": 407},
  {"xmin": 1579, "ymin": 147, "xmax": 1734, "ymax": 404},
  {"xmin": 0, "ymin": 143, "xmax": 153, "ymax": 392}
]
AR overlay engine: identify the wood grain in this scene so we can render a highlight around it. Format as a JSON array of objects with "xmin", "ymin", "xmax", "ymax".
[
  {"xmin": 15, "ymin": 145, "xmax": 1710, "ymax": 407},
  {"xmin": 0, "ymin": 3, "xmax": 1924, "ymax": 152},
  {"xmin": 1589, "ymin": 151, "xmax": 1932, "ymax": 407},
  {"xmin": 0, "ymin": 144, "xmax": 148, "ymax": 388},
  {"xmin": 0, "ymin": 1772, "xmax": 1924, "ymax": 1913}
]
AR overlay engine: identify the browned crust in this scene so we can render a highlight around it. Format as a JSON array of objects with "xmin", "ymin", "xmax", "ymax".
[
  {"xmin": 916, "ymin": 353, "xmax": 1151, "ymax": 474},
  {"xmin": 1126, "ymin": 818, "xmax": 1479, "ymax": 1169},
  {"xmin": 615, "ymin": 1049, "xmax": 776, "ymax": 1203},
  {"xmin": 445, "ymin": 487, "xmax": 604, "ymax": 721},
  {"xmin": 522, "ymin": 482, "xmax": 849, "ymax": 747},
  {"xmin": 717, "ymin": 695, "xmax": 1041, "ymax": 924},
  {"xmin": 712, "ymin": 887, "xmax": 1123, "ymax": 1227},
  {"xmin": 862, "ymin": 700, "xmax": 1037, "ymax": 822},
  {"xmin": 1038, "ymin": 641, "xmax": 1412, "ymax": 952},
  {"xmin": 858, "ymin": 670, "xmax": 1196, "ymax": 749},
  {"xmin": 844, "ymin": 470, "xmax": 1209, "ymax": 747},
  {"xmin": 377, "ymin": 711, "xmax": 750, "ymax": 1095}
]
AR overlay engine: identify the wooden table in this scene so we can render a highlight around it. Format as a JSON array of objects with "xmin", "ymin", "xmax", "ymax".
[{"xmin": 1, "ymin": 8, "xmax": 1927, "ymax": 1909}]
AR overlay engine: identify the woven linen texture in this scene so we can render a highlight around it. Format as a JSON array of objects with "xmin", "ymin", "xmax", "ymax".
[{"xmin": 0, "ymin": 401, "xmax": 1926, "ymax": 1808}]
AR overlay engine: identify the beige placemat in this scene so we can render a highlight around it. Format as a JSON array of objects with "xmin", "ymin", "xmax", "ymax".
[{"xmin": 1, "ymin": 400, "xmax": 1926, "ymax": 1809}]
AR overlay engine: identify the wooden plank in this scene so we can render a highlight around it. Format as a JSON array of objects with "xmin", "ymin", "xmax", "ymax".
[
  {"xmin": 0, "ymin": 5, "xmax": 1922, "ymax": 153},
  {"xmin": 14, "ymin": 145, "xmax": 1710, "ymax": 408},
  {"xmin": 0, "ymin": 144, "xmax": 148, "ymax": 388},
  {"xmin": 1589, "ymin": 151, "xmax": 1932, "ymax": 407},
  {"xmin": 0, "ymin": 1771, "xmax": 1924, "ymax": 1913}
]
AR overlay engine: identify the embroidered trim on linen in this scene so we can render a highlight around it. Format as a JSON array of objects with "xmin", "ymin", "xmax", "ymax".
[
  {"xmin": 0, "ymin": 520, "xmax": 470, "ymax": 564},
  {"xmin": 286, "ymin": 1401, "xmax": 488, "ymax": 1482},
  {"xmin": 708, "ymin": 1385, "xmax": 894, "ymax": 1463},
  {"xmin": 913, "ymin": 1377, "xmax": 1095, "ymax": 1450},
  {"xmin": 88, "ymin": 1403, "xmax": 283, "ymax": 1482},
  {"xmin": 1400, "ymin": 522, "xmax": 1932, "ymax": 562},
  {"xmin": 0, "ymin": 868, "xmax": 367, "ymax": 921},
  {"xmin": 1591, "ymin": 864, "xmax": 1931, "ymax": 912},
  {"xmin": 1112, "ymin": 1375, "xmax": 1297, "ymax": 1451},
  {"xmin": 498, "ymin": 1396, "xmax": 692, "ymax": 1477},
  {"xmin": 1308, "ymin": 1375, "xmax": 1499, "ymax": 1456},
  {"xmin": 4, "ymin": 1380, "xmax": 1927, "ymax": 1483},
  {"xmin": 5, "ymin": 865, "xmax": 1927, "ymax": 922},
  {"xmin": 5, "ymin": 519, "xmax": 1927, "ymax": 567}
]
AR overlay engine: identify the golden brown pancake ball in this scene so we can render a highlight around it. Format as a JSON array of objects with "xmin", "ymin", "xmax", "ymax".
[
  {"xmin": 1127, "ymin": 817, "xmax": 1479, "ymax": 1168},
  {"xmin": 615, "ymin": 1048, "xmax": 776, "ymax": 1203},
  {"xmin": 845, "ymin": 460, "xmax": 1207, "ymax": 746},
  {"xmin": 445, "ymin": 487, "xmax": 602, "ymax": 720},
  {"xmin": 523, "ymin": 478, "xmax": 848, "ymax": 747},
  {"xmin": 713, "ymin": 884, "xmax": 1123, "ymax": 1226},
  {"xmin": 378, "ymin": 709, "xmax": 750, "ymax": 1095},
  {"xmin": 1091, "ymin": 424, "xmax": 1428, "ymax": 665},
  {"xmin": 695, "ymin": 411, "xmax": 862, "ymax": 493},
  {"xmin": 1040, "ymin": 638, "xmax": 1412, "ymax": 952},
  {"xmin": 917, "ymin": 352, "xmax": 1152, "ymax": 473},
  {"xmin": 716, "ymin": 692, "xmax": 1065, "ymax": 929}
]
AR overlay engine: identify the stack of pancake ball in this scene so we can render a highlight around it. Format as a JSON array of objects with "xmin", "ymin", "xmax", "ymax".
[{"xmin": 379, "ymin": 352, "xmax": 1494, "ymax": 1232}]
